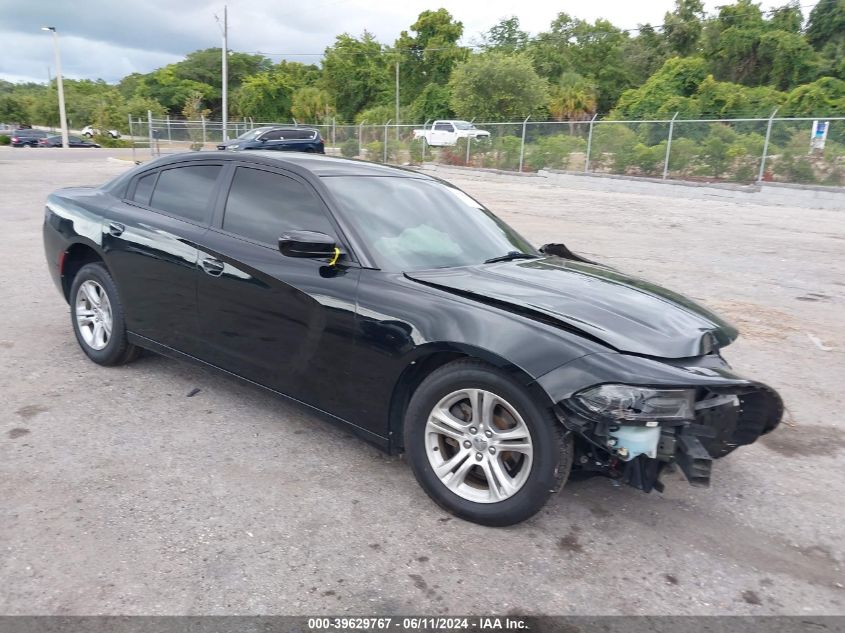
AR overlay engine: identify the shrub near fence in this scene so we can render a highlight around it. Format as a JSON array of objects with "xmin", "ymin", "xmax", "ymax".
[{"xmin": 131, "ymin": 114, "xmax": 845, "ymax": 187}]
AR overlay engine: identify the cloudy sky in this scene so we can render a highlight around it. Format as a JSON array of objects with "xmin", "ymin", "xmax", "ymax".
[{"xmin": 0, "ymin": 0, "xmax": 819, "ymax": 84}]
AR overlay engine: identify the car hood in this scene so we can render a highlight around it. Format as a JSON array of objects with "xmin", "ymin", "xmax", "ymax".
[{"xmin": 405, "ymin": 257, "xmax": 738, "ymax": 359}]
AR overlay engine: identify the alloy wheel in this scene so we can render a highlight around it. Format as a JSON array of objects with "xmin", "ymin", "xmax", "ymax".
[
  {"xmin": 75, "ymin": 280, "xmax": 113, "ymax": 351},
  {"xmin": 425, "ymin": 388, "xmax": 534, "ymax": 503}
]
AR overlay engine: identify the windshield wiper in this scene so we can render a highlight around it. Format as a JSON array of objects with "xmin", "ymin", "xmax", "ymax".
[{"xmin": 483, "ymin": 252, "xmax": 539, "ymax": 264}]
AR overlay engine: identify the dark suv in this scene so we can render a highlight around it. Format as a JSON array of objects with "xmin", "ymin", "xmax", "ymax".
[
  {"xmin": 11, "ymin": 129, "xmax": 49, "ymax": 147},
  {"xmin": 217, "ymin": 126, "xmax": 324, "ymax": 153}
]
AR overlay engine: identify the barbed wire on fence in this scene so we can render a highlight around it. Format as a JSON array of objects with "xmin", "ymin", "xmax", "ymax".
[{"xmin": 128, "ymin": 113, "xmax": 845, "ymax": 188}]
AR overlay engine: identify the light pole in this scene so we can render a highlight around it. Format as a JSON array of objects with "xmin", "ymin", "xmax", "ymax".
[
  {"xmin": 215, "ymin": 6, "xmax": 228, "ymax": 142},
  {"xmin": 42, "ymin": 26, "xmax": 69, "ymax": 148}
]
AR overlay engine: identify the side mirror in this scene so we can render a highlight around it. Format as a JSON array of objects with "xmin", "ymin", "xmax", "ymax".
[{"xmin": 279, "ymin": 230, "xmax": 341, "ymax": 262}]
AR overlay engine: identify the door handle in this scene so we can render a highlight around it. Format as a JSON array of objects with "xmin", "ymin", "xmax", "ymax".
[
  {"xmin": 201, "ymin": 257, "xmax": 225, "ymax": 277},
  {"xmin": 107, "ymin": 221, "xmax": 125, "ymax": 237}
]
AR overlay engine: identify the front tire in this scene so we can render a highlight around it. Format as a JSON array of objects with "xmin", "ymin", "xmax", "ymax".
[
  {"xmin": 69, "ymin": 263, "xmax": 140, "ymax": 366},
  {"xmin": 404, "ymin": 359, "xmax": 572, "ymax": 526}
]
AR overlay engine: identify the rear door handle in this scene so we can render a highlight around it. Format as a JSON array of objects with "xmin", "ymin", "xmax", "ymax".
[
  {"xmin": 201, "ymin": 257, "xmax": 225, "ymax": 277},
  {"xmin": 108, "ymin": 222, "xmax": 125, "ymax": 237}
]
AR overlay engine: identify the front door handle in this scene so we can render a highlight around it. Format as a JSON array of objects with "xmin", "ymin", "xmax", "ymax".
[
  {"xmin": 201, "ymin": 257, "xmax": 225, "ymax": 277},
  {"xmin": 108, "ymin": 222, "xmax": 125, "ymax": 237}
]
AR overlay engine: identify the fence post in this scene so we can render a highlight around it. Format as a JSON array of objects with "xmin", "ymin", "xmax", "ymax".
[
  {"xmin": 383, "ymin": 119, "xmax": 392, "ymax": 163},
  {"xmin": 332, "ymin": 118, "xmax": 336, "ymax": 150},
  {"xmin": 358, "ymin": 121, "xmax": 365, "ymax": 157},
  {"xmin": 662, "ymin": 112, "xmax": 679, "ymax": 180},
  {"xmin": 147, "ymin": 110, "xmax": 154, "ymax": 158},
  {"xmin": 201, "ymin": 115, "xmax": 207, "ymax": 145},
  {"xmin": 757, "ymin": 108, "xmax": 779, "ymax": 183},
  {"xmin": 518, "ymin": 115, "xmax": 530, "ymax": 173},
  {"xmin": 584, "ymin": 113, "xmax": 598, "ymax": 173},
  {"xmin": 466, "ymin": 135, "xmax": 472, "ymax": 166},
  {"xmin": 166, "ymin": 114, "xmax": 171, "ymax": 145},
  {"xmin": 129, "ymin": 114, "xmax": 135, "ymax": 162},
  {"xmin": 421, "ymin": 119, "xmax": 430, "ymax": 163}
]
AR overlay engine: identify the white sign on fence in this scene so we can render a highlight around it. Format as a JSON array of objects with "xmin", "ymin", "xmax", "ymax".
[{"xmin": 811, "ymin": 120, "xmax": 829, "ymax": 150}]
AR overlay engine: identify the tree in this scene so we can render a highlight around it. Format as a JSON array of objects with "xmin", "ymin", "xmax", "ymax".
[
  {"xmin": 806, "ymin": 0, "xmax": 845, "ymax": 79},
  {"xmin": 408, "ymin": 83, "xmax": 453, "ymax": 122},
  {"xmin": 291, "ymin": 87, "xmax": 335, "ymax": 123},
  {"xmin": 233, "ymin": 70, "xmax": 294, "ymax": 122},
  {"xmin": 701, "ymin": 0, "xmax": 821, "ymax": 89},
  {"xmin": 482, "ymin": 17, "xmax": 529, "ymax": 53},
  {"xmin": 547, "ymin": 73, "xmax": 597, "ymax": 133},
  {"xmin": 0, "ymin": 94, "xmax": 29, "ymax": 124},
  {"xmin": 182, "ymin": 91, "xmax": 211, "ymax": 150},
  {"xmin": 321, "ymin": 32, "xmax": 390, "ymax": 122},
  {"xmin": 781, "ymin": 77, "xmax": 845, "ymax": 115},
  {"xmin": 449, "ymin": 52, "xmax": 548, "ymax": 121},
  {"xmin": 528, "ymin": 13, "xmax": 633, "ymax": 112},
  {"xmin": 663, "ymin": 0, "xmax": 706, "ymax": 57},
  {"xmin": 623, "ymin": 24, "xmax": 670, "ymax": 86},
  {"xmin": 394, "ymin": 9, "xmax": 467, "ymax": 104}
]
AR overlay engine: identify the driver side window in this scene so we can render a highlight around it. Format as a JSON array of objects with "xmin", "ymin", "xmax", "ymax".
[{"xmin": 222, "ymin": 167, "xmax": 333, "ymax": 245}]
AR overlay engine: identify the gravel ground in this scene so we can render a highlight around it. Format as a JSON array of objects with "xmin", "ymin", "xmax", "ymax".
[{"xmin": 1, "ymin": 148, "xmax": 843, "ymax": 615}]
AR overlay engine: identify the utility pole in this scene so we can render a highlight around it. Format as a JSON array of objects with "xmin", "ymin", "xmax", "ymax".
[
  {"xmin": 216, "ymin": 6, "xmax": 229, "ymax": 142},
  {"xmin": 42, "ymin": 27, "xmax": 68, "ymax": 148}
]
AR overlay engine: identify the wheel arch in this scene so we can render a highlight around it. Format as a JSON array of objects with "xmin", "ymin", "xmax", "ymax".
[
  {"xmin": 61, "ymin": 241, "xmax": 108, "ymax": 302},
  {"xmin": 387, "ymin": 343, "xmax": 553, "ymax": 454}
]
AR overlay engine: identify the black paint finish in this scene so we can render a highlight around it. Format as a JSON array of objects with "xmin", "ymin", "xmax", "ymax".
[{"xmin": 42, "ymin": 151, "xmax": 782, "ymax": 458}]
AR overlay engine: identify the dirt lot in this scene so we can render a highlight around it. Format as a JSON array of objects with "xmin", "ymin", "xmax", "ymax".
[{"xmin": 1, "ymin": 147, "xmax": 843, "ymax": 615}]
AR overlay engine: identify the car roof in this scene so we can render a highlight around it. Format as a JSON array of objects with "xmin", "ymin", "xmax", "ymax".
[{"xmin": 151, "ymin": 150, "xmax": 434, "ymax": 179}]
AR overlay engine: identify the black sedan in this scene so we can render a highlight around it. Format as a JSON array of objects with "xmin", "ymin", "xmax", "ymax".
[
  {"xmin": 10, "ymin": 129, "xmax": 49, "ymax": 147},
  {"xmin": 216, "ymin": 126, "xmax": 324, "ymax": 153},
  {"xmin": 42, "ymin": 151, "xmax": 782, "ymax": 526},
  {"xmin": 39, "ymin": 135, "xmax": 101, "ymax": 148}
]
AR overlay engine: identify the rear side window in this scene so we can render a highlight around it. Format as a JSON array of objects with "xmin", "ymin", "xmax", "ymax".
[
  {"xmin": 132, "ymin": 172, "xmax": 157, "ymax": 206},
  {"xmin": 281, "ymin": 129, "xmax": 316, "ymax": 140},
  {"xmin": 222, "ymin": 167, "xmax": 333, "ymax": 245},
  {"xmin": 434, "ymin": 122, "xmax": 453, "ymax": 131},
  {"xmin": 149, "ymin": 165, "xmax": 222, "ymax": 224}
]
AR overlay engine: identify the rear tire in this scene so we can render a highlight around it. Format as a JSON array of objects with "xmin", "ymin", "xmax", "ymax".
[
  {"xmin": 69, "ymin": 262, "xmax": 140, "ymax": 366},
  {"xmin": 404, "ymin": 359, "xmax": 572, "ymax": 526}
]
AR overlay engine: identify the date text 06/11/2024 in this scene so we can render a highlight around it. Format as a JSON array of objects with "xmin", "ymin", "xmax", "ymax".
[{"xmin": 306, "ymin": 617, "xmax": 529, "ymax": 630}]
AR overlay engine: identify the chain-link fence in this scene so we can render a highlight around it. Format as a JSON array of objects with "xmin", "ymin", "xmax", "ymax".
[{"xmin": 128, "ymin": 113, "xmax": 845, "ymax": 188}]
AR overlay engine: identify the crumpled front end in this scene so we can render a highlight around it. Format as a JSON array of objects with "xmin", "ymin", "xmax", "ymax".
[{"xmin": 538, "ymin": 352, "xmax": 783, "ymax": 492}]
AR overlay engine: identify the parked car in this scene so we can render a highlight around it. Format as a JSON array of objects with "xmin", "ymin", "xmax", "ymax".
[
  {"xmin": 10, "ymin": 129, "xmax": 49, "ymax": 147},
  {"xmin": 217, "ymin": 126, "xmax": 324, "ymax": 153},
  {"xmin": 80, "ymin": 125, "xmax": 120, "ymax": 139},
  {"xmin": 42, "ymin": 151, "xmax": 782, "ymax": 526},
  {"xmin": 413, "ymin": 120, "xmax": 491, "ymax": 146},
  {"xmin": 39, "ymin": 135, "xmax": 100, "ymax": 148}
]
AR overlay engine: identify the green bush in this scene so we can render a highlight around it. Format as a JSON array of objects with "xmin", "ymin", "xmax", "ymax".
[
  {"xmin": 0, "ymin": 135, "xmax": 10, "ymax": 146},
  {"xmin": 777, "ymin": 150, "xmax": 817, "ymax": 183},
  {"xmin": 365, "ymin": 140, "xmax": 384, "ymax": 162},
  {"xmin": 527, "ymin": 134, "xmax": 587, "ymax": 170},
  {"xmin": 340, "ymin": 138, "xmax": 358, "ymax": 158},
  {"xmin": 631, "ymin": 142, "xmax": 666, "ymax": 176},
  {"xmin": 667, "ymin": 137, "xmax": 699, "ymax": 173},
  {"xmin": 409, "ymin": 138, "xmax": 425, "ymax": 164},
  {"xmin": 591, "ymin": 124, "xmax": 638, "ymax": 173},
  {"xmin": 93, "ymin": 134, "xmax": 131, "ymax": 148},
  {"xmin": 491, "ymin": 135, "xmax": 523, "ymax": 170}
]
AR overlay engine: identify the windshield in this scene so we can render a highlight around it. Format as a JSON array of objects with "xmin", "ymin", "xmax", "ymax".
[
  {"xmin": 322, "ymin": 176, "xmax": 536, "ymax": 272},
  {"xmin": 453, "ymin": 121, "xmax": 476, "ymax": 130}
]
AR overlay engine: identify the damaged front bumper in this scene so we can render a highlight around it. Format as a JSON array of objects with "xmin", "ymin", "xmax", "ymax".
[{"xmin": 537, "ymin": 352, "xmax": 783, "ymax": 492}]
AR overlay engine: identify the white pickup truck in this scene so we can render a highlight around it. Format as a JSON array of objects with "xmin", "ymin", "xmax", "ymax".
[{"xmin": 412, "ymin": 120, "xmax": 490, "ymax": 146}]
